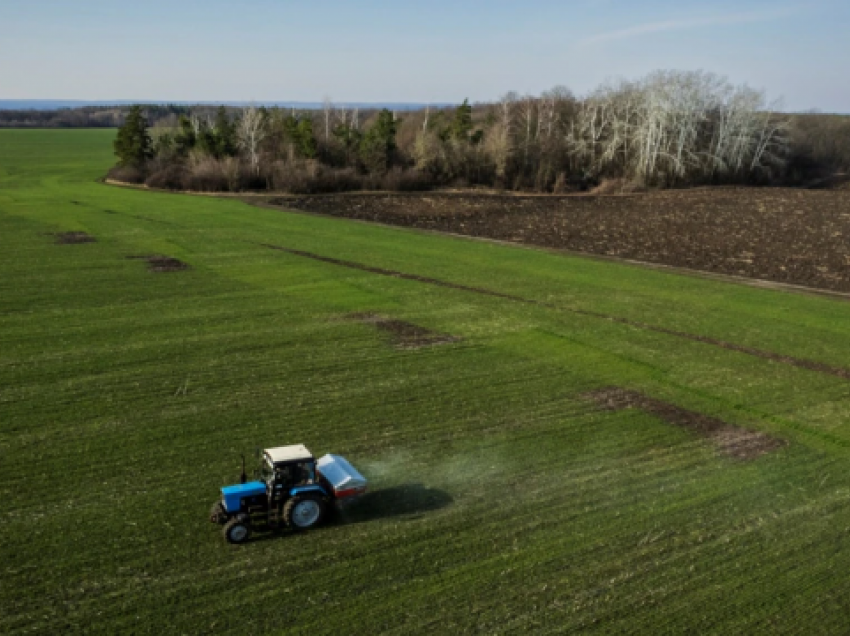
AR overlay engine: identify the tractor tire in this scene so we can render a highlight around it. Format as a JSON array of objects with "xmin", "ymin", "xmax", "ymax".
[
  {"xmin": 223, "ymin": 517, "xmax": 252, "ymax": 544},
  {"xmin": 283, "ymin": 494, "xmax": 327, "ymax": 531}
]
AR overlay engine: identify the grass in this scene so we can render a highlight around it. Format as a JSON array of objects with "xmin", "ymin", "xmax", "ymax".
[{"xmin": 2, "ymin": 129, "xmax": 850, "ymax": 634}]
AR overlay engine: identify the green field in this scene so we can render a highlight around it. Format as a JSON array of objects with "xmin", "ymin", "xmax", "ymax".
[{"xmin": 4, "ymin": 129, "xmax": 850, "ymax": 634}]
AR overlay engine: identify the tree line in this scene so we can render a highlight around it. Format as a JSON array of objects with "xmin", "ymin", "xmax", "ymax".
[
  {"xmin": 0, "ymin": 104, "xmax": 191, "ymax": 129},
  {"xmin": 109, "ymin": 70, "xmax": 850, "ymax": 193}
]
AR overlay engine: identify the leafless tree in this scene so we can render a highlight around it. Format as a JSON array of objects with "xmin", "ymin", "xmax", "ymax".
[
  {"xmin": 189, "ymin": 114, "xmax": 202, "ymax": 136},
  {"xmin": 485, "ymin": 92, "xmax": 518, "ymax": 180},
  {"xmin": 562, "ymin": 71, "xmax": 788, "ymax": 185},
  {"xmin": 323, "ymin": 96, "xmax": 333, "ymax": 142},
  {"xmin": 236, "ymin": 105, "xmax": 267, "ymax": 174}
]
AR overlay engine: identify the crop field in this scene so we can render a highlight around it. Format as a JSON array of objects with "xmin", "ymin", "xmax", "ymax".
[{"xmin": 5, "ymin": 130, "xmax": 850, "ymax": 634}]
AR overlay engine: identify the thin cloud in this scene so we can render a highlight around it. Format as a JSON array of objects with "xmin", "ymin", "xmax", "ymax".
[{"xmin": 578, "ymin": 8, "xmax": 799, "ymax": 46}]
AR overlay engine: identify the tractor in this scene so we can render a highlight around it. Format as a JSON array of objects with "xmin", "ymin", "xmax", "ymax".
[{"xmin": 210, "ymin": 444, "xmax": 367, "ymax": 544}]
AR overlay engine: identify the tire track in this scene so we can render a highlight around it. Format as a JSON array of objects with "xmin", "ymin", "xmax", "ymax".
[
  {"xmin": 260, "ymin": 243, "xmax": 534, "ymax": 304},
  {"xmin": 260, "ymin": 242, "xmax": 850, "ymax": 381}
]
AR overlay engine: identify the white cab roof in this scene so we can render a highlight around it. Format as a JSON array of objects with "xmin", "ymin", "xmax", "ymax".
[{"xmin": 264, "ymin": 444, "xmax": 313, "ymax": 464}]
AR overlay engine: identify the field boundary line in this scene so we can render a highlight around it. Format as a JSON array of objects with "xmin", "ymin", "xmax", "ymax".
[{"xmin": 101, "ymin": 178, "xmax": 640, "ymax": 200}]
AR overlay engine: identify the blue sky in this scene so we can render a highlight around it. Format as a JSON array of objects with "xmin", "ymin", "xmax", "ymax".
[{"xmin": 2, "ymin": 0, "xmax": 848, "ymax": 111}]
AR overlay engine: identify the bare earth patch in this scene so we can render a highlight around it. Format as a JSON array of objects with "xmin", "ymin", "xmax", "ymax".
[
  {"xmin": 346, "ymin": 313, "xmax": 460, "ymax": 349},
  {"xmin": 53, "ymin": 231, "xmax": 96, "ymax": 244},
  {"xmin": 126, "ymin": 255, "xmax": 189, "ymax": 273},
  {"xmin": 584, "ymin": 387, "xmax": 785, "ymax": 460}
]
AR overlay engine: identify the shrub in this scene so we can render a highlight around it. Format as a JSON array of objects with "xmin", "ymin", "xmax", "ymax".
[
  {"xmin": 183, "ymin": 156, "xmax": 230, "ymax": 192},
  {"xmin": 106, "ymin": 164, "xmax": 146, "ymax": 184},
  {"xmin": 379, "ymin": 168, "xmax": 432, "ymax": 192},
  {"xmin": 271, "ymin": 161, "xmax": 363, "ymax": 194},
  {"xmin": 145, "ymin": 164, "xmax": 186, "ymax": 190}
]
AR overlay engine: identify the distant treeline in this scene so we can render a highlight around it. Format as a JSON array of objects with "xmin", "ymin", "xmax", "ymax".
[
  {"xmin": 0, "ymin": 105, "xmax": 195, "ymax": 129},
  {"xmin": 105, "ymin": 71, "xmax": 850, "ymax": 193}
]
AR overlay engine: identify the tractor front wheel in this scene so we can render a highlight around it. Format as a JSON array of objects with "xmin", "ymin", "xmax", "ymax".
[
  {"xmin": 283, "ymin": 494, "xmax": 327, "ymax": 531},
  {"xmin": 223, "ymin": 517, "xmax": 252, "ymax": 544}
]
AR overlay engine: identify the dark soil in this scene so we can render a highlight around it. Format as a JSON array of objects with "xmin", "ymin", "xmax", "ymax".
[
  {"xmin": 274, "ymin": 188, "xmax": 850, "ymax": 293},
  {"xmin": 265, "ymin": 243, "xmax": 850, "ymax": 381},
  {"xmin": 126, "ymin": 255, "xmax": 189, "ymax": 273},
  {"xmin": 53, "ymin": 231, "xmax": 95, "ymax": 244},
  {"xmin": 375, "ymin": 319, "xmax": 459, "ymax": 349},
  {"xmin": 584, "ymin": 387, "xmax": 785, "ymax": 460},
  {"xmin": 346, "ymin": 313, "xmax": 460, "ymax": 349}
]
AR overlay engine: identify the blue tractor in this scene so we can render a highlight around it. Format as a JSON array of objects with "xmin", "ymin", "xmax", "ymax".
[{"xmin": 210, "ymin": 444, "xmax": 367, "ymax": 544}]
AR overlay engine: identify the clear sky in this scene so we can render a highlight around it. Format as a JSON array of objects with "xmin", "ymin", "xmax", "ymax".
[{"xmin": 2, "ymin": 0, "xmax": 848, "ymax": 111}]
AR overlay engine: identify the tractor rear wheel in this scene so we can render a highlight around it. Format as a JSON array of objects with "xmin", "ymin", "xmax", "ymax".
[
  {"xmin": 223, "ymin": 517, "xmax": 251, "ymax": 544},
  {"xmin": 283, "ymin": 494, "xmax": 327, "ymax": 531}
]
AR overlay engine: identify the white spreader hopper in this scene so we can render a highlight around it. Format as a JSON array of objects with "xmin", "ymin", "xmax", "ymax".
[{"xmin": 316, "ymin": 454, "xmax": 368, "ymax": 500}]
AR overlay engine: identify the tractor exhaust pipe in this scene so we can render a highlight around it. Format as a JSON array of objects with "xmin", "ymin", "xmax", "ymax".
[{"xmin": 240, "ymin": 454, "xmax": 247, "ymax": 484}]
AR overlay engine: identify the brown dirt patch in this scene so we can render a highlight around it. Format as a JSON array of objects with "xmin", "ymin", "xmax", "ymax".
[
  {"xmin": 126, "ymin": 255, "xmax": 189, "ymax": 273},
  {"xmin": 346, "ymin": 313, "xmax": 460, "ymax": 349},
  {"xmin": 584, "ymin": 387, "xmax": 785, "ymax": 460},
  {"xmin": 273, "ymin": 187, "xmax": 850, "ymax": 294},
  {"xmin": 53, "ymin": 231, "xmax": 96, "ymax": 244}
]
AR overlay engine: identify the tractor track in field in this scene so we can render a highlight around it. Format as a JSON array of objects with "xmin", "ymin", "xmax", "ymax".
[
  {"xmin": 260, "ymin": 242, "xmax": 850, "ymax": 381},
  {"xmin": 259, "ymin": 243, "xmax": 535, "ymax": 304},
  {"xmin": 51, "ymin": 231, "xmax": 96, "ymax": 244},
  {"xmin": 572, "ymin": 309, "xmax": 850, "ymax": 380}
]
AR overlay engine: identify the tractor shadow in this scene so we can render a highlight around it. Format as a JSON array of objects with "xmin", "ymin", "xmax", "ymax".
[
  {"xmin": 244, "ymin": 484, "xmax": 453, "ymax": 543},
  {"xmin": 333, "ymin": 483, "xmax": 453, "ymax": 525}
]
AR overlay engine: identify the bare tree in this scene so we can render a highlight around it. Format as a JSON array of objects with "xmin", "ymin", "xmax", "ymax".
[
  {"xmin": 323, "ymin": 96, "xmax": 333, "ymax": 142},
  {"xmin": 486, "ymin": 92, "xmax": 518, "ymax": 180},
  {"xmin": 189, "ymin": 114, "xmax": 202, "ymax": 136},
  {"xmin": 519, "ymin": 95, "xmax": 537, "ymax": 165},
  {"xmin": 236, "ymin": 105, "xmax": 267, "ymax": 174},
  {"xmin": 562, "ymin": 71, "xmax": 788, "ymax": 185}
]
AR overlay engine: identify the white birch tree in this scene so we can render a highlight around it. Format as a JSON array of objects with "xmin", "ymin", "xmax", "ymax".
[{"xmin": 236, "ymin": 105, "xmax": 267, "ymax": 174}]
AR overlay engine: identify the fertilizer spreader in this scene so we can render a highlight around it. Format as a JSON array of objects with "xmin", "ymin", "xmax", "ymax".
[{"xmin": 210, "ymin": 444, "xmax": 367, "ymax": 544}]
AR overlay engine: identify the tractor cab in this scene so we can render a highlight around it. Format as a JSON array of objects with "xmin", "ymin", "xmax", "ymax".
[{"xmin": 261, "ymin": 444, "xmax": 317, "ymax": 492}]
